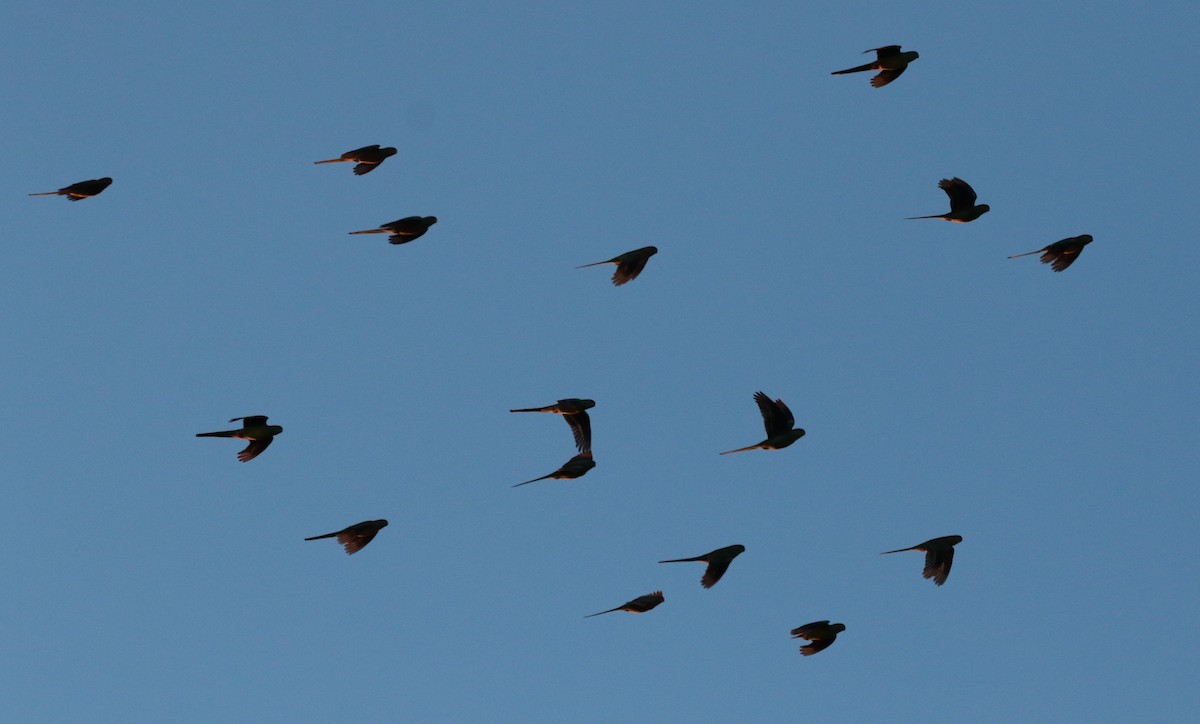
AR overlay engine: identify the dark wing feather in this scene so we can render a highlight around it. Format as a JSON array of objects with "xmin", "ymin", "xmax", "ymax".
[
  {"xmin": 353, "ymin": 162, "xmax": 379, "ymax": 175},
  {"xmin": 800, "ymin": 636, "xmax": 837, "ymax": 656},
  {"xmin": 791, "ymin": 621, "xmax": 829, "ymax": 637},
  {"xmin": 871, "ymin": 45, "xmax": 902, "ymax": 58},
  {"xmin": 1045, "ymin": 248, "xmax": 1079, "ymax": 272},
  {"xmin": 923, "ymin": 546, "xmax": 955, "ymax": 586},
  {"xmin": 754, "ymin": 391, "xmax": 794, "ymax": 437},
  {"xmin": 564, "ymin": 411, "xmax": 592, "ymax": 452},
  {"xmin": 773, "ymin": 397, "xmax": 795, "ymax": 431},
  {"xmin": 791, "ymin": 621, "xmax": 840, "ymax": 655},
  {"xmin": 701, "ymin": 559, "xmax": 732, "ymax": 588},
  {"xmin": 336, "ymin": 528, "xmax": 381, "ymax": 555},
  {"xmin": 753, "ymin": 391, "xmax": 780, "ymax": 437},
  {"xmin": 871, "ymin": 66, "xmax": 906, "ymax": 88},
  {"xmin": 232, "ymin": 415, "xmax": 269, "ymax": 426},
  {"xmin": 940, "ymin": 178, "xmax": 978, "ymax": 212},
  {"xmin": 612, "ymin": 256, "xmax": 651, "ymax": 286},
  {"xmin": 237, "ymin": 436, "xmax": 272, "ymax": 462}
]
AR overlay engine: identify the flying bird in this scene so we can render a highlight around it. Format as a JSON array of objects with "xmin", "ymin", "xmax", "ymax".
[
  {"xmin": 1008, "ymin": 234, "xmax": 1094, "ymax": 272},
  {"xmin": 313, "ymin": 145, "xmax": 397, "ymax": 175},
  {"xmin": 29, "ymin": 177, "xmax": 113, "ymax": 201},
  {"xmin": 510, "ymin": 398, "xmax": 594, "ymax": 452},
  {"xmin": 881, "ymin": 535, "xmax": 963, "ymax": 586},
  {"xmin": 195, "ymin": 415, "xmax": 284, "ymax": 462},
  {"xmin": 514, "ymin": 452, "xmax": 595, "ymax": 487},
  {"xmin": 584, "ymin": 591, "xmax": 664, "ymax": 618},
  {"xmin": 831, "ymin": 45, "xmax": 919, "ymax": 88},
  {"xmin": 576, "ymin": 246, "xmax": 658, "ymax": 286},
  {"xmin": 659, "ymin": 544, "xmax": 746, "ymax": 589},
  {"xmin": 906, "ymin": 177, "xmax": 990, "ymax": 222},
  {"xmin": 305, "ymin": 519, "xmax": 389, "ymax": 555},
  {"xmin": 720, "ymin": 391, "xmax": 806, "ymax": 455},
  {"xmin": 791, "ymin": 621, "xmax": 846, "ymax": 656},
  {"xmin": 349, "ymin": 216, "xmax": 437, "ymax": 245}
]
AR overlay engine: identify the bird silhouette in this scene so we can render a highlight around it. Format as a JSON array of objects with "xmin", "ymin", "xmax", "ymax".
[
  {"xmin": 659, "ymin": 544, "xmax": 746, "ymax": 588},
  {"xmin": 29, "ymin": 177, "xmax": 113, "ymax": 201},
  {"xmin": 906, "ymin": 178, "xmax": 990, "ymax": 222},
  {"xmin": 313, "ymin": 145, "xmax": 397, "ymax": 175},
  {"xmin": 881, "ymin": 535, "xmax": 963, "ymax": 586},
  {"xmin": 195, "ymin": 415, "xmax": 283, "ymax": 462},
  {"xmin": 720, "ymin": 391, "xmax": 806, "ymax": 454},
  {"xmin": 349, "ymin": 216, "xmax": 437, "ymax": 245},
  {"xmin": 305, "ymin": 520, "xmax": 389, "ymax": 555},
  {"xmin": 831, "ymin": 46, "xmax": 919, "ymax": 88},
  {"xmin": 584, "ymin": 591, "xmax": 664, "ymax": 618},
  {"xmin": 791, "ymin": 621, "xmax": 846, "ymax": 656},
  {"xmin": 514, "ymin": 451, "xmax": 595, "ymax": 487},
  {"xmin": 576, "ymin": 246, "xmax": 658, "ymax": 286},
  {"xmin": 1008, "ymin": 234, "xmax": 1093, "ymax": 272},
  {"xmin": 510, "ymin": 398, "xmax": 594, "ymax": 453}
]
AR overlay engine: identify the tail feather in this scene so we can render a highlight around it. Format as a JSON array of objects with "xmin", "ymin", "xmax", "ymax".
[
  {"xmin": 513, "ymin": 474, "xmax": 552, "ymax": 488},
  {"xmin": 880, "ymin": 547, "xmax": 918, "ymax": 555},
  {"xmin": 904, "ymin": 214, "xmax": 946, "ymax": 220},
  {"xmin": 1007, "ymin": 249, "xmax": 1042, "ymax": 259},
  {"xmin": 575, "ymin": 260, "xmax": 612, "ymax": 269},
  {"xmin": 349, "ymin": 229, "xmax": 387, "ymax": 235},
  {"xmin": 832, "ymin": 62, "xmax": 876, "ymax": 75},
  {"xmin": 196, "ymin": 430, "xmax": 238, "ymax": 438},
  {"xmin": 304, "ymin": 532, "xmax": 338, "ymax": 541},
  {"xmin": 719, "ymin": 444, "xmax": 759, "ymax": 455},
  {"xmin": 313, "ymin": 158, "xmax": 345, "ymax": 164},
  {"xmin": 28, "ymin": 191, "xmax": 58, "ymax": 196},
  {"xmin": 659, "ymin": 556, "xmax": 704, "ymax": 563}
]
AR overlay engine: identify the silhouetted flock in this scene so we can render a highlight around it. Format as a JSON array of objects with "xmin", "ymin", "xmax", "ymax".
[{"xmin": 33, "ymin": 45, "xmax": 1094, "ymax": 657}]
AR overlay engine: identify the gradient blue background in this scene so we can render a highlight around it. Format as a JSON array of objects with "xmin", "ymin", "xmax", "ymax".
[{"xmin": 4, "ymin": 2, "xmax": 1198, "ymax": 722}]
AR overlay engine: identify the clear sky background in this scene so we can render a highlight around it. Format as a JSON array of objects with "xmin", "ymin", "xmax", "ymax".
[{"xmin": 3, "ymin": 2, "xmax": 1198, "ymax": 722}]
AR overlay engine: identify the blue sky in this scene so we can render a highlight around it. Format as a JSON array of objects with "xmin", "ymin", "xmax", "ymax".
[{"xmin": 4, "ymin": 2, "xmax": 1198, "ymax": 722}]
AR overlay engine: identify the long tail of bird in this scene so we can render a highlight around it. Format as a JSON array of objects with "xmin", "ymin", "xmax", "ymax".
[
  {"xmin": 575, "ymin": 260, "xmax": 613, "ymax": 269},
  {"xmin": 1007, "ymin": 249, "xmax": 1042, "ymax": 259},
  {"xmin": 349, "ymin": 228, "xmax": 387, "ymax": 235},
  {"xmin": 195, "ymin": 430, "xmax": 238, "ymax": 438},
  {"xmin": 904, "ymin": 214, "xmax": 946, "ymax": 220},
  {"xmin": 304, "ymin": 532, "xmax": 338, "ymax": 541},
  {"xmin": 28, "ymin": 191, "xmax": 58, "ymax": 196},
  {"xmin": 313, "ymin": 158, "xmax": 346, "ymax": 164},
  {"xmin": 719, "ymin": 445, "xmax": 760, "ymax": 455},
  {"xmin": 513, "ymin": 474, "xmax": 552, "ymax": 488},
  {"xmin": 880, "ymin": 546, "xmax": 919, "ymax": 555},
  {"xmin": 831, "ymin": 62, "xmax": 876, "ymax": 75}
]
